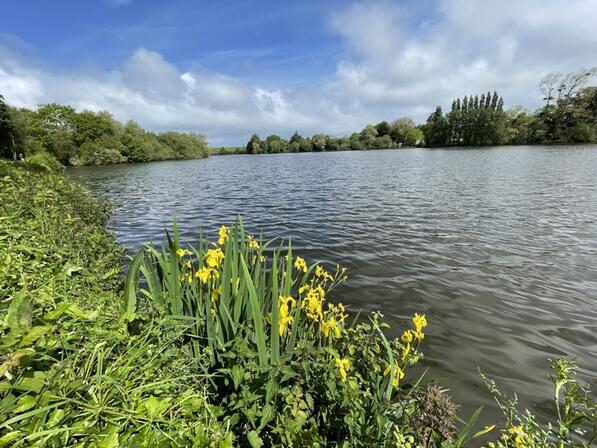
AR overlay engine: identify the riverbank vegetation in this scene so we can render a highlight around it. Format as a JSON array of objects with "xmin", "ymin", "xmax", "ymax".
[
  {"xmin": 1, "ymin": 161, "xmax": 595, "ymax": 446},
  {"xmin": 241, "ymin": 68, "xmax": 596, "ymax": 154},
  {"xmin": 0, "ymin": 96, "xmax": 208, "ymax": 165}
]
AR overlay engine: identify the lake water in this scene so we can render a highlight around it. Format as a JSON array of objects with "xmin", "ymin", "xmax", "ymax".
[{"xmin": 68, "ymin": 145, "xmax": 597, "ymax": 426}]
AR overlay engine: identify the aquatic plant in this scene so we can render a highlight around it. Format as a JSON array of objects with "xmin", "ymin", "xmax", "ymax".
[{"xmin": 124, "ymin": 221, "xmax": 447, "ymax": 445}]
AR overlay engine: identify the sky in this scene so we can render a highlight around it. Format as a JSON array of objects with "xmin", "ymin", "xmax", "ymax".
[{"xmin": 1, "ymin": 0, "xmax": 596, "ymax": 146}]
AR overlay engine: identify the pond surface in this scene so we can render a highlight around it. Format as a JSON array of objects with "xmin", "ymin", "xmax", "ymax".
[{"xmin": 69, "ymin": 145, "xmax": 597, "ymax": 425}]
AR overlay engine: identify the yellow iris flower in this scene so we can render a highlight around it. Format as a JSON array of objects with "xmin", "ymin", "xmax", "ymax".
[{"xmin": 294, "ymin": 256, "xmax": 307, "ymax": 273}]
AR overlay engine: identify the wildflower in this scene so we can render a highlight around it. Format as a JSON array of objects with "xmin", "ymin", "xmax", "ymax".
[
  {"xmin": 260, "ymin": 255, "xmax": 265, "ymax": 263},
  {"xmin": 321, "ymin": 317, "xmax": 341, "ymax": 338},
  {"xmin": 218, "ymin": 225, "xmax": 230, "ymax": 246},
  {"xmin": 294, "ymin": 256, "xmax": 307, "ymax": 273},
  {"xmin": 205, "ymin": 248, "xmax": 224, "ymax": 268},
  {"xmin": 412, "ymin": 313, "xmax": 427, "ymax": 341},
  {"xmin": 211, "ymin": 287, "xmax": 221, "ymax": 302},
  {"xmin": 196, "ymin": 267, "xmax": 211, "ymax": 284},
  {"xmin": 401, "ymin": 329, "xmax": 414, "ymax": 344},
  {"xmin": 314, "ymin": 285, "xmax": 326, "ymax": 299},
  {"xmin": 412, "ymin": 313, "xmax": 427, "ymax": 332},
  {"xmin": 184, "ymin": 261, "xmax": 192, "ymax": 269},
  {"xmin": 299, "ymin": 284, "xmax": 310, "ymax": 295},
  {"xmin": 327, "ymin": 303, "xmax": 348, "ymax": 323},
  {"xmin": 247, "ymin": 234, "xmax": 260, "ymax": 250},
  {"xmin": 210, "ymin": 308, "xmax": 217, "ymax": 318},
  {"xmin": 335, "ymin": 357, "xmax": 350, "ymax": 382},
  {"xmin": 508, "ymin": 426, "xmax": 527, "ymax": 448},
  {"xmin": 176, "ymin": 248, "xmax": 190, "ymax": 257},
  {"xmin": 302, "ymin": 288, "xmax": 324, "ymax": 321},
  {"xmin": 384, "ymin": 363, "xmax": 405, "ymax": 388},
  {"xmin": 315, "ymin": 264, "xmax": 325, "ymax": 278},
  {"xmin": 278, "ymin": 295, "xmax": 296, "ymax": 336}
]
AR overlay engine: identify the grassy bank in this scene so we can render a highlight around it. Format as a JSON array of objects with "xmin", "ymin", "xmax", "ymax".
[{"xmin": 0, "ymin": 161, "xmax": 594, "ymax": 447}]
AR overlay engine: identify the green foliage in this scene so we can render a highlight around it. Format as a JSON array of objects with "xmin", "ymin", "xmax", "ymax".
[
  {"xmin": 0, "ymin": 95, "xmax": 17, "ymax": 160},
  {"xmin": 0, "ymin": 162, "xmax": 231, "ymax": 446},
  {"xmin": 481, "ymin": 359, "xmax": 596, "ymax": 447},
  {"xmin": 0, "ymin": 99, "xmax": 209, "ymax": 165},
  {"xmin": 20, "ymin": 151, "xmax": 62, "ymax": 173}
]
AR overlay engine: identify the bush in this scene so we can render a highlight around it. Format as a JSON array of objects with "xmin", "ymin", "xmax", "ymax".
[{"xmin": 20, "ymin": 151, "xmax": 62, "ymax": 172}]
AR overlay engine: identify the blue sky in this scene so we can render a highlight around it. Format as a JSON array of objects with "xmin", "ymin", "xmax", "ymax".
[
  {"xmin": 2, "ymin": 0, "xmax": 350, "ymax": 87},
  {"xmin": 1, "ymin": 0, "xmax": 596, "ymax": 145}
]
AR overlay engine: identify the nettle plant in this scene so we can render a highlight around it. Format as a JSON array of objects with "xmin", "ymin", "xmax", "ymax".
[{"xmin": 124, "ymin": 220, "xmax": 453, "ymax": 446}]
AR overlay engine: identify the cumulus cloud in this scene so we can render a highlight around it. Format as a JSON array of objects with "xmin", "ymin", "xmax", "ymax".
[{"xmin": 1, "ymin": 0, "xmax": 596, "ymax": 145}]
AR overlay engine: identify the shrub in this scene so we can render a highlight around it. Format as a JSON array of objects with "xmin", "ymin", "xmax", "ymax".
[{"xmin": 20, "ymin": 151, "xmax": 62, "ymax": 172}]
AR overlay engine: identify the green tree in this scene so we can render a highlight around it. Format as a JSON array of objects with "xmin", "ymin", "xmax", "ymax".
[
  {"xmin": 289, "ymin": 131, "xmax": 303, "ymax": 144},
  {"xmin": 27, "ymin": 103, "xmax": 77, "ymax": 163},
  {"xmin": 0, "ymin": 95, "xmax": 17, "ymax": 159},
  {"xmin": 246, "ymin": 134, "xmax": 261, "ymax": 154},
  {"xmin": 311, "ymin": 133, "xmax": 327, "ymax": 151},
  {"xmin": 375, "ymin": 121, "xmax": 391, "ymax": 137},
  {"xmin": 423, "ymin": 106, "xmax": 449, "ymax": 146},
  {"xmin": 299, "ymin": 138, "xmax": 313, "ymax": 152},
  {"xmin": 265, "ymin": 135, "xmax": 288, "ymax": 153}
]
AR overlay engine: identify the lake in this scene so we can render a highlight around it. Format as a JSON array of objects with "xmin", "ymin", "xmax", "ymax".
[{"xmin": 68, "ymin": 145, "xmax": 597, "ymax": 425}]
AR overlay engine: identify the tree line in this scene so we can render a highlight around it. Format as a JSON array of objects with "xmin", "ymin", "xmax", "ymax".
[
  {"xmin": 425, "ymin": 68, "xmax": 597, "ymax": 147},
  {"xmin": 242, "ymin": 68, "xmax": 597, "ymax": 154},
  {"xmin": 3, "ymin": 68, "xmax": 596, "ymax": 164},
  {"xmin": 0, "ymin": 101, "xmax": 208, "ymax": 165},
  {"xmin": 245, "ymin": 118, "xmax": 424, "ymax": 154}
]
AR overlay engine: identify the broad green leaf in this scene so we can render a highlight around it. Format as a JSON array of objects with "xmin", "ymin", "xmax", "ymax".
[
  {"xmin": 7, "ymin": 291, "xmax": 33, "ymax": 332},
  {"xmin": 12, "ymin": 395, "xmax": 36, "ymax": 413},
  {"xmin": 247, "ymin": 430, "xmax": 263, "ymax": 448}
]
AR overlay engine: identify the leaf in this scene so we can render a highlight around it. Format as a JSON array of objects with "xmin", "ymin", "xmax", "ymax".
[
  {"xmin": 46, "ymin": 409, "xmax": 65, "ymax": 428},
  {"xmin": 123, "ymin": 250, "xmax": 145, "ymax": 314},
  {"xmin": 14, "ymin": 371, "xmax": 47, "ymax": 393},
  {"xmin": 21, "ymin": 325, "xmax": 52, "ymax": 346},
  {"xmin": 473, "ymin": 424, "xmax": 496, "ymax": 438},
  {"xmin": 455, "ymin": 406, "xmax": 483, "ymax": 447},
  {"xmin": 64, "ymin": 263, "xmax": 83, "ymax": 277},
  {"xmin": 12, "ymin": 395, "xmax": 36, "ymax": 413},
  {"xmin": 7, "ymin": 291, "xmax": 33, "ymax": 333},
  {"xmin": 97, "ymin": 430, "xmax": 119, "ymax": 448},
  {"xmin": 247, "ymin": 430, "xmax": 263, "ymax": 448},
  {"xmin": 143, "ymin": 396, "xmax": 170, "ymax": 419},
  {"xmin": 0, "ymin": 431, "xmax": 21, "ymax": 447},
  {"xmin": 240, "ymin": 255, "xmax": 268, "ymax": 366}
]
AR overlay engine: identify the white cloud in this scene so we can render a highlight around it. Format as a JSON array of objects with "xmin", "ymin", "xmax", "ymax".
[{"xmin": 1, "ymin": 0, "xmax": 596, "ymax": 145}]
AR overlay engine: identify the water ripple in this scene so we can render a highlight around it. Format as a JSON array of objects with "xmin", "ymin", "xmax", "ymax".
[{"xmin": 68, "ymin": 145, "xmax": 597, "ymax": 424}]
